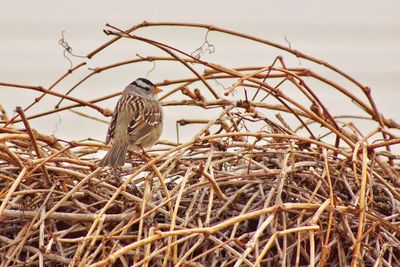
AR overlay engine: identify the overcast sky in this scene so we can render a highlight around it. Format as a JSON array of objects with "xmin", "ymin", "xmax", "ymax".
[{"xmin": 1, "ymin": 1, "xmax": 399, "ymax": 142}]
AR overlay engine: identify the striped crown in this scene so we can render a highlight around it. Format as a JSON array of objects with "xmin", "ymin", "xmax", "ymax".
[{"xmin": 130, "ymin": 78, "xmax": 154, "ymax": 91}]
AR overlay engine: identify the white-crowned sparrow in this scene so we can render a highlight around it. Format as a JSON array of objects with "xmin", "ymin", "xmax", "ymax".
[{"xmin": 99, "ymin": 78, "xmax": 163, "ymax": 167}]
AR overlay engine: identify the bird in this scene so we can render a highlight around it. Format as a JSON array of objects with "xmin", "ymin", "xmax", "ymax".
[{"xmin": 99, "ymin": 78, "xmax": 163, "ymax": 167}]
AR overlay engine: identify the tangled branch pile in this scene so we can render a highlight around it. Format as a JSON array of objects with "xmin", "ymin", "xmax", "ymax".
[{"xmin": 1, "ymin": 22, "xmax": 399, "ymax": 266}]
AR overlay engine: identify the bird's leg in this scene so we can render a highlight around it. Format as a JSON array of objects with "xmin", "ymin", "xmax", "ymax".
[
  {"xmin": 127, "ymin": 146, "xmax": 151, "ymax": 166},
  {"xmin": 138, "ymin": 145, "xmax": 152, "ymax": 161}
]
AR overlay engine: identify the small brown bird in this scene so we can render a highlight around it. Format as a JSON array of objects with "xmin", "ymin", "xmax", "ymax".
[{"xmin": 99, "ymin": 78, "xmax": 163, "ymax": 167}]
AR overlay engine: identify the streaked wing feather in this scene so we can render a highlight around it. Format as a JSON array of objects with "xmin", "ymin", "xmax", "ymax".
[
  {"xmin": 105, "ymin": 106, "xmax": 119, "ymax": 144},
  {"xmin": 128, "ymin": 99, "xmax": 162, "ymax": 143}
]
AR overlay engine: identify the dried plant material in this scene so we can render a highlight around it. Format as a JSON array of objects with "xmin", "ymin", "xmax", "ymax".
[{"xmin": 0, "ymin": 22, "xmax": 399, "ymax": 267}]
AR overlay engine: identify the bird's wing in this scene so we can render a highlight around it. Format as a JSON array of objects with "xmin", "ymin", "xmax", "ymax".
[
  {"xmin": 105, "ymin": 105, "xmax": 119, "ymax": 144},
  {"xmin": 105, "ymin": 94, "xmax": 140, "ymax": 144},
  {"xmin": 128, "ymin": 99, "xmax": 163, "ymax": 143}
]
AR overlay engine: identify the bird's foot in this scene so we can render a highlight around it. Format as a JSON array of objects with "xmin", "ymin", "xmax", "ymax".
[
  {"xmin": 127, "ymin": 148, "xmax": 151, "ymax": 166},
  {"xmin": 138, "ymin": 145, "xmax": 152, "ymax": 161}
]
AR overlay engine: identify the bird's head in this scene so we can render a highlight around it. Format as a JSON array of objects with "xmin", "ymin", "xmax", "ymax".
[{"xmin": 125, "ymin": 78, "xmax": 162, "ymax": 100}]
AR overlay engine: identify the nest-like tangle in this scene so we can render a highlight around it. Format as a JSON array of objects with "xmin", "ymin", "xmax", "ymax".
[{"xmin": 1, "ymin": 22, "xmax": 400, "ymax": 267}]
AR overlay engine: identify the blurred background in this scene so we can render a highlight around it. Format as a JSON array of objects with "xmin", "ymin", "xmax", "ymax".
[{"xmin": 1, "ymin": 0, "xmax": 399, "ymax": 145}]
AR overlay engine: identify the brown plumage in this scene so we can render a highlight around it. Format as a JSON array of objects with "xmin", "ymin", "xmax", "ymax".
[{"xmin": 99, "ymin": 78, "xmax": 163, "ymax": 167}]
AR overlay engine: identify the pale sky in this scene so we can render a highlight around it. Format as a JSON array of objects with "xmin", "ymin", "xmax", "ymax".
[{"xmin": 1, "ymin": 1, "xmax": 399, "ymax": 142}]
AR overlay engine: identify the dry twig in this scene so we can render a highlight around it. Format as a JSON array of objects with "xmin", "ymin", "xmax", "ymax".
[{"xmin": 0, "ymin": 22, "xmax": 399, "ymax": 266}]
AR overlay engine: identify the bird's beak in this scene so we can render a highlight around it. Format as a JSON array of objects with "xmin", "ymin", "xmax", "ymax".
[{"xmin": 152, "ymin": 87, "xmax": 163, "ymax": 94}]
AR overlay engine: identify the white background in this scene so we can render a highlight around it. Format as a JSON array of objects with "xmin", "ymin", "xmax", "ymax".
[{"xmin": 1, "ymin": 1, "xmax": 399, "ymax": 145}]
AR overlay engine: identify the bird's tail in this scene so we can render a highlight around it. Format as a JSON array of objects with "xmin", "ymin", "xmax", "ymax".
[{"xmin": 99, "ymin": 143, "xmax": 128, "ymax": 167}]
